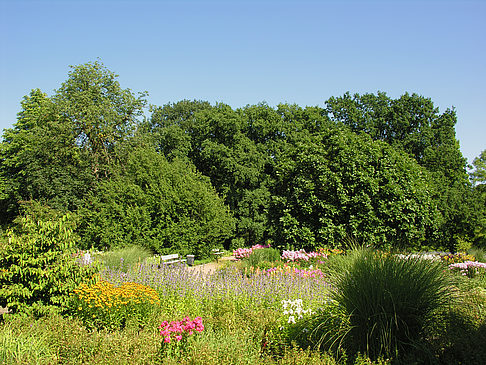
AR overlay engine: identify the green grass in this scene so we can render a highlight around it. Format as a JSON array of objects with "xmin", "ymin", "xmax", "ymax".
[
  {"xmin": 95, "ymin": 245, "xmax": 153, "ymax": 271},
  {"xmin": 0, "ymin": 319, "xmax": 56, "ymax": 364},
  {"xmin": 469, "ymin": 246, "xmax": 486, "ymax": 262},
  {"xmin": 246, "ymin": 247, "xmax": 282, "ymax": 269}
]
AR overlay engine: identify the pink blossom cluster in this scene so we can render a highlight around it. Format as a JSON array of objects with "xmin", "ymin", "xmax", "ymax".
[
  {"xmin": 449, "ymin": 260, "xmax": 486, "ymax": 277},
  {"xmin": 158, "ymin": 316, "xmax": 204, "ymax": 343},
  {"xmin": 233, "ymin": 244, "xmax": 271, "ymax": 260},
  {"xmin": 292, "ymin": 268, "xmax": 326, "ymax": 278},
  {"xmin": 281, "ymin": 249, "xmax": 327, "ymax": 262},
  {"xmin": 263, "ymin": 266, "xmax": 326, "ymax": 278}
]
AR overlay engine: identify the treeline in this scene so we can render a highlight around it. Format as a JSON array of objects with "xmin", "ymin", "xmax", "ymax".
[{"xmin": 1, "ymin": 61, "xmax": 485, "ymax": 256}]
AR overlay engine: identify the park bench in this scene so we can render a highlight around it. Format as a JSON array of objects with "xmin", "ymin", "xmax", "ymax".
[
  {"xmin": 160, "ymin": 253, "xmax": 186, "ymax": 265},
  {"xmin": 146, "ymin": 253, "xmax": 187, "ymax": 266},
  {"xmin": 211, "ymin": 249, "xmax": 224, "ymax": 262}
]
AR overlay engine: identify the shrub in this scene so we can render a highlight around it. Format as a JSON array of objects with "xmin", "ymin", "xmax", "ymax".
[
  {"xmin": 315, "ymin": 249, "xmax": 455, "ymax": 361},
  {"xmin": 0, "ymin": 213, "xmax": 98, "ymax": 317}
]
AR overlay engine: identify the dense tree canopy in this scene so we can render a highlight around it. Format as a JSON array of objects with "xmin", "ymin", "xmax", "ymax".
[
  {"xmin": 1, "ymin": 61, "xmax": 481, "ymax": 253},
  {"xmin": 79, "ymin": 146, "xmax": 235, "ymax": 257},
  {"xmin": 268, "ymin": 127, "xmax": 440, "ymax": 251},
  {"xmin": 0, "ymin": 89, "xmax": 93, "ymax": 224}
]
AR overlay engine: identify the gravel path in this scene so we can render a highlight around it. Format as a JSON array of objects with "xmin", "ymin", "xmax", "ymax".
[{"xmin": 187, "ymin": 255, "xmax": 235, "ymax": 276}]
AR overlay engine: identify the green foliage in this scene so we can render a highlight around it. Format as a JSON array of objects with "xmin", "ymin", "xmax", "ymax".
[
  {"xmin": 0, "ymin": 319, "xmax": 56, "ymax": 364},
  {"xmin": 470, "ymin": 183, "xmax": 486, "ymax": 248},
  {"xmin": 148, "ymin": 101, "xmax": 279, "ymax": 245},
  {"xmin": 0, "ymin": 89, "xmax": 94, "ymax": 224},
  {"xmin": 269, "ymin": 129, "xmax": 439, "ymax": 251},
  {"xmin": 96, "ymin": 245, "xmax": 153, "ymax": 271},
  {"xmin": 80, "ymin": 147, "xmax": 235, "ymax": 257},
  {"xmin": 470, "ymin": 149, "xmax": 486, "ymax": 186},
  {"xmin": 326, "ymin": 92, "xmax": 473, "ymax": 251},
  {"xmin": 246, "ymin": 247, "xmax": 281, "ymax": 268},
  {"xmin": 319, "ymin": 249, "xmax": 454, "ymax": 361},
  {"xmin": 469, "ymin": 246, "xmax": 486, "ymax": 263},
  {"xmin": 54, "ymin": 60, "xmax": 147, "ymax": 179},
  {"xmin": 0, "ymin": 212, "xmax": 98, "ymax": 317}
]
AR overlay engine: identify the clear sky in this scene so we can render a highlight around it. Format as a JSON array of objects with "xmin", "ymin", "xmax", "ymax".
[{"xmin": 1, "ymin": 0, "xmax": 485, "ymax": 163}]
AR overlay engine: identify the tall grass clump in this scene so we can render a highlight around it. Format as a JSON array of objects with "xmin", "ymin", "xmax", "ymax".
[
  {"xmin": 469, "ymin": 246, "xmax": 486, "ymax": 263},
  {"xmin": 314, "ymin": 249, "xmax": 455, "ymax": 361},
  {"xmin": 97, "ymin": 245, "xmax": 153, "ymax": 271},
  {"xmin": 246, "ymin": 247, "xmax": 282, "ymax": 269}
]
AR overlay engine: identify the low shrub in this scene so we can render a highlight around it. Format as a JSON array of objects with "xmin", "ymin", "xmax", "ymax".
[{"xmin": 0, "ymin": 213, "xmax": 98, "ymax": 317}]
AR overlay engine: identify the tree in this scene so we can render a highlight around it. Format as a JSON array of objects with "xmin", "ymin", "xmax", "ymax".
[
  {"xmin": 268, "ymin": 127, "xmax": 440, "ymax": 251},
  {"xmin": 469, "ymin": 150, "xmax": 486, "ymax": 247},
  {"xmin": 148, "ymin": 102, "xmax": 274, "ymax": 246},
  {"xmin": 0, "ymin": 89, "xmax": 93, "ymax": 224},
  {"xmin": 325, "ymin": 92, "xmax": 472, "ymax": 250},
  {"xmin": 79, "ymin": 146, "xmax": 235, "ymax": 258},
  {"xmin": 54, "ymin": 61, "xmax": 147, "ymax": 179},
  {"xmin": 470, "ymin": 150, "xmax": 486, "ymax": 186}
]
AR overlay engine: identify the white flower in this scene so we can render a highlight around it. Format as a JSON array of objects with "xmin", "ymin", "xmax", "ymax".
[{"xmin": 288, "ymin": 316, "xmax": 296, "ymax": 324}]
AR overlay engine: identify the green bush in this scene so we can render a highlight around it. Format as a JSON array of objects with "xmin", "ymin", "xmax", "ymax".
[
  {"xmin": 0, "ymin": 212, "xmax": 98, "ymax": 317},
  {"xmin": 313, "ymin": 249, "xmax": 455, "ymax": 361},
  {"xmin": 80, "ymin": 147, "xmax": 235, "ymax": 258},
  {"xmin": 268, "ymin": 129, "xmax": 440, "ymax": 252}
]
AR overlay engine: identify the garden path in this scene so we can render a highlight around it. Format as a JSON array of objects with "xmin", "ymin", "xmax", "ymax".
[{"xmin": 187, "ymin": 255, "xmax": 235, "ymax": 276}]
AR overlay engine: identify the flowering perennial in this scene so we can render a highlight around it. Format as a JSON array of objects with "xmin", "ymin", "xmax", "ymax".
[
  {"xmin": 74, "ymin": 280, "xmax": 160, "ymax": 308},
  {"xmin": 281, "ymin": 299, "xmax": 313, "ymax": 324},
  {"xmin": 233, "ymin": 244, "xmax": 271, "ymax": 260},
  {"xmin": 72, "ymin": 280, "xmax": 159, "ymax": 330},
  {"xmin": 159, "ymin": 316, "xmax": 204, "ymax": 343},
  {"xmin": 441, "ymin": 252, "xmax": 476, "ymax": 264},
  {"xmin": 263, "ymin": 265, "xmax": 326, "ymax": 279},
  {"xmin": 449, "ymin": 260, "xmax": 486, "ymax": 277},
  {"xmin": 281, "ymin": 249, "xmax": 327, "ymax": 262}
]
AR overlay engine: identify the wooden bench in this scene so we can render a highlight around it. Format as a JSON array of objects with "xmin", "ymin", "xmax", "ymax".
[
  {"xmin": 161, "ymin": 253, "xmax": 186, "ymax": 264},
  {"xmin": 211, "ymin": 249, "xmax": 224, "ymax": 262},
  {"xmin": 146, "ymin": 254, "xmax": 187, "ymax": 266}
]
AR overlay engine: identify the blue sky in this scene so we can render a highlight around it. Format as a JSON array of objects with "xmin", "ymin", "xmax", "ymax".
[{"xmin": 1, "ymin": 0, "xmax": 485, "ymax": 163}]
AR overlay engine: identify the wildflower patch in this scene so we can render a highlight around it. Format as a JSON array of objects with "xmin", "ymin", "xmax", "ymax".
[{"xmin": 71, "ymin": 280, "xmax": 160, "ymax": 330}]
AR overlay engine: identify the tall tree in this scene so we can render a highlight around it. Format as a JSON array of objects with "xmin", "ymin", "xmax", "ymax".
[
  {"xmin": 54, "ymin": 61, "xmax": 147, "ymax": 179},
  {"xmin": 326, "ymin": 92, "xmax": 472, "ymax": 250},
  {"xmin": 470, "ymin": 150, "xmax": 486, "ymax": 186},
  {"xmin": 268, "ymin": 127, "xmax": 440, "ymax": 251},
  {"xmin": 0, "ymin": 89, "xmax": 92, "ymax": 224},
  {"xmin": 469, "ymin": 150, "xmax": 486, "ymax": 247}
]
